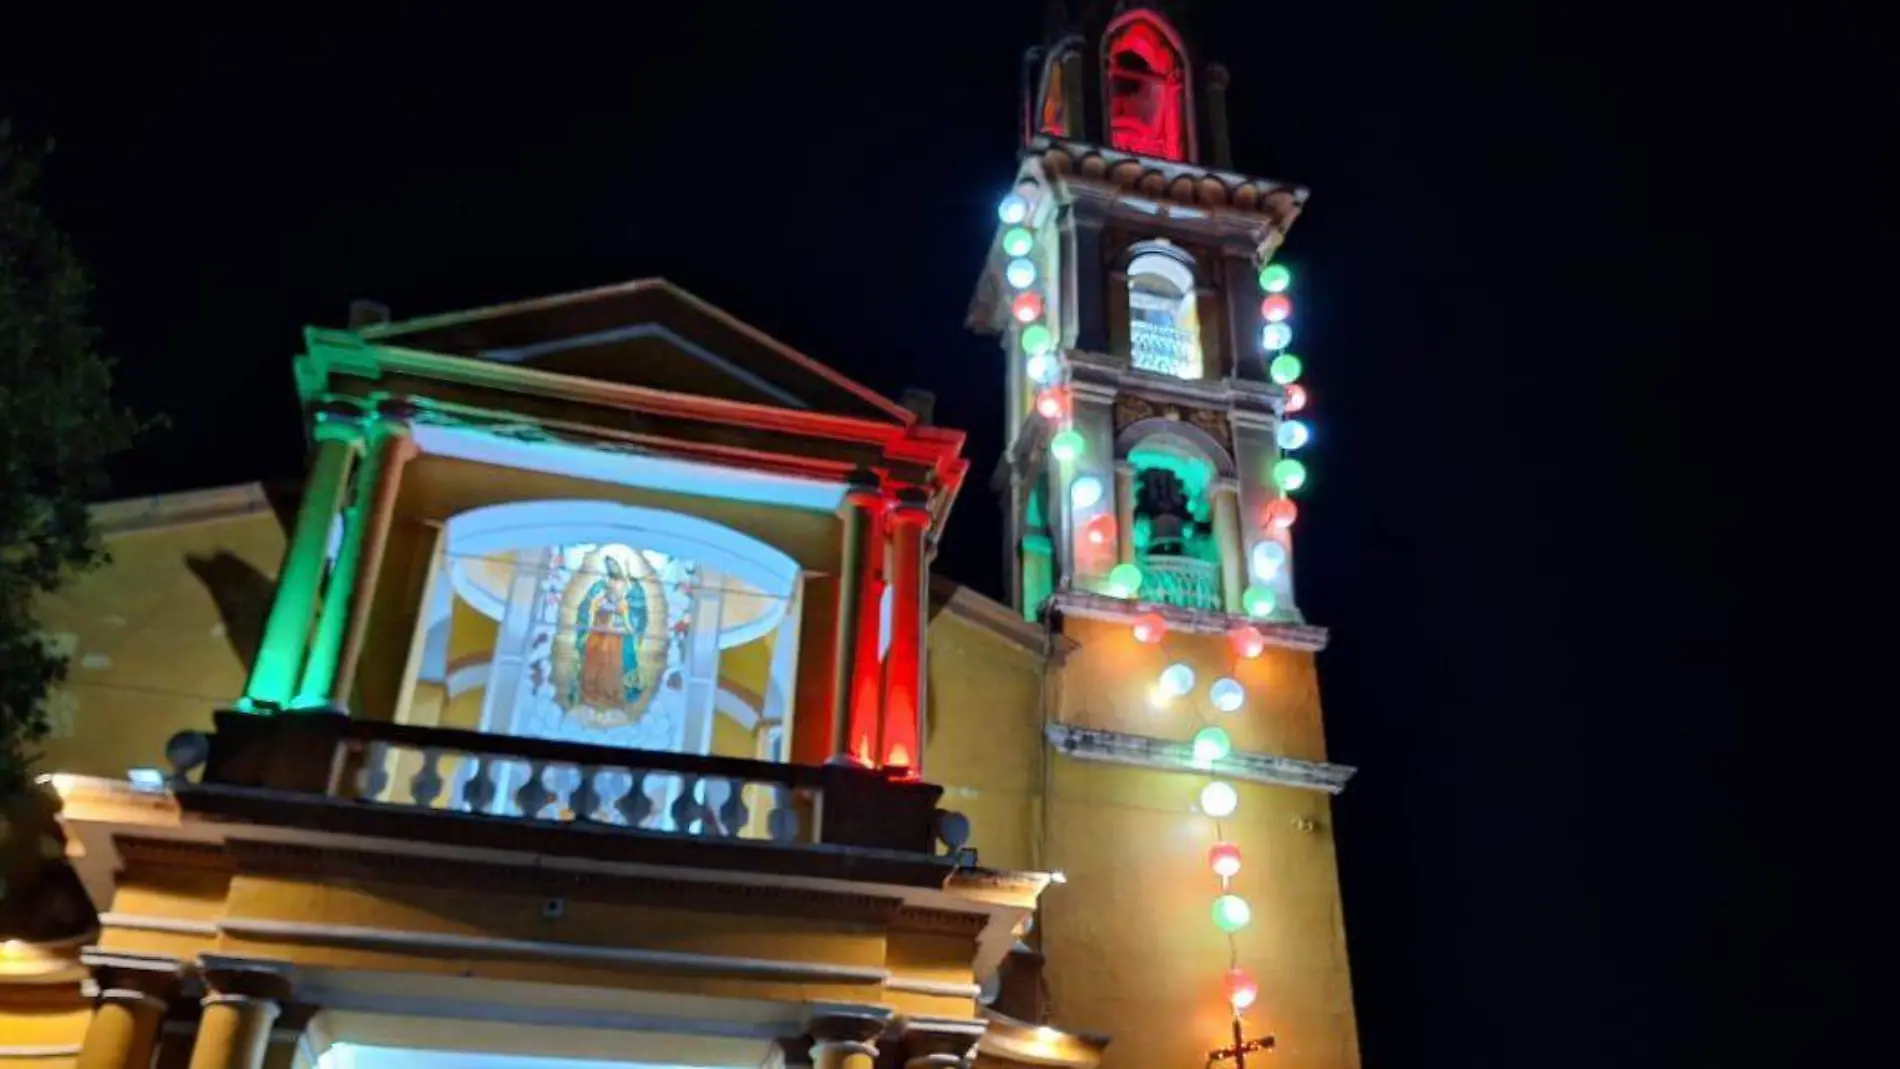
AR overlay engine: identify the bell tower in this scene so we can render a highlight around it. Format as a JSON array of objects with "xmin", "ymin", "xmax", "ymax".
[
  {"xmin": 967, "ymin": 6, "xmax": 1359, "ymax": 1068},
  {"xmin": 970, "ymin": 0, "xmax": 1312, "ymax": 627}
]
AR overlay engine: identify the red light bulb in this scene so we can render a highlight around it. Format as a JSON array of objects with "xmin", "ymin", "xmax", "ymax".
[
  {"xmin": 1084, "ymin": 513, "xmax": 1117, "ymax": 547},
  {"xmin": 1209, "ymin": 842, "xmax": 1242, "ymax": 879},
  {"xmin": 1012, "ymin": 291, "xmax": 1045, "ymax": 324},
  {"xmin": 1225, "ymin": 967, "xmax": 1259, "ymax": 1011},
  {"xmin": 1228, "ymin": 625, "xmax": 1266, "ymax": 659},
  {"xmin": 1264, "ymin": 498, "xmax": 1298, "ymax": 532},
  {"xmin": 1284, "ymin": 383, "xmax": 1308, "ymax": 413},
  {"xmin": 1035, "ymin": 387, "xmax": 1069, "ymax": 420},
  {"xmin": 1259, "ymin": 294, "xmax": 1292, "ymax": 323},
  {"xmin": 1132, "ymin": 613, "xmax": 1167, "ymax": 644}
]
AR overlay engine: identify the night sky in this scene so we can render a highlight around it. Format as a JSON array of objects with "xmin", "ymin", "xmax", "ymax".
[{"xmin": 5, "ymin": 4, "xmax": 1864, "ymax": 1065}]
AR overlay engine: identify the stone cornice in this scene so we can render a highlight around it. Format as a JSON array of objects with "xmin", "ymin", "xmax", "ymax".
[
  {"xmin": 1050, "ymin": 590, "xmax": 1327, "ymax": 651},
  {"xmin": 1033, "ymin": 137, "xmax": 1305, "ymax": 214},
  {"xmin": 1045, "ymin": 723, "xmax": 1356, "ymax": 795},
  {"xmin": 1067, "ymin": 352, "xmax": 1282, "ymax": 416}
]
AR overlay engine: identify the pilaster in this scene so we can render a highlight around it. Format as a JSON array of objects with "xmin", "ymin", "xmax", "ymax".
[
  {"xmin": 1211, "ymin": 477, "xmax": 1246, "ymax": 614},
  {"xmin": 1113, "ymin": 462, "xmax": 1137, "ymax": 567}
]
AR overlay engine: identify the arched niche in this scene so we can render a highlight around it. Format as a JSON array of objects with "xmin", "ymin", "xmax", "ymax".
[{"xmin": 444, "ymin": 499, "xmax": 799, "ymax": 650}]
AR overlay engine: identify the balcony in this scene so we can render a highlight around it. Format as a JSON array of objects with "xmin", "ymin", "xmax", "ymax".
[
  {"xmin": 162, "ymin": 711, "xmax": 969, "ymax": 880},
  {"xmin": 1139, "ymin": 554, "xmax": 1223, "ymax": 612}
]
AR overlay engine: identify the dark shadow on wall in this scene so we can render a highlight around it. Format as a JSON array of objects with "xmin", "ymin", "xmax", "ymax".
[{"xmin": 186, "ymin": 551, "xmax": 277, "ymax": 669}]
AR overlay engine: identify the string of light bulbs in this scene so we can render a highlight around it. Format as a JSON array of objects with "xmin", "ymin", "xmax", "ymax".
[{"xmin": 994, "ymin": 184, "xmax": 1313, "ymax": 1037}]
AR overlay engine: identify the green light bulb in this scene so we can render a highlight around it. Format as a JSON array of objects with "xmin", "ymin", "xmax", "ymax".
[
  {"xmin": 1050, "ymin": 429, "xmax": 1085, "ymax": 462},
  {"xmin": 1213, "ymin": 893, "xmax": 1253, "ymax": 932},
  {"xmin": 1192, "ymin": 726, "xmax": 1232, "ymax": 764},
  {"xmin": 1003, "ymin": 227, "xmax": 1035, "ymax": 258},
  {"xmin": 1259, "ymin": 263, "xmax": 1292, "ymax": 293},
  {"xmin": 1243, "ymin": 585, "xmax": 1277, "ymax": 618},
  {"xmin": 1107, "ymin": 562, "xmax": 1144, "ymax": 597},
  {"xmin": 1272, "ymin": 458, "xmax": 1307, "ymax": 493},
  {"xmin": 1021, "ymin": 323, "xmax": 1054, "ymax": 356},
  {"xmin": 1270, "ymin": 353, "xmax": 1303, "ymax": 385}
]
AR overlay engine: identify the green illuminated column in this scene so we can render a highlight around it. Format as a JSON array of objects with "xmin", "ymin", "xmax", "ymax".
[
  {"xmin": 295, "ymin": 418, "xmax": 416, "ymax": 712},
  {"xmin": 1212, "ymin": 477, "xmax": 1247, "ymax": 615},
  {"xmin": 240, "ymin": 414, "xmax": 363, "ymax": 710}
]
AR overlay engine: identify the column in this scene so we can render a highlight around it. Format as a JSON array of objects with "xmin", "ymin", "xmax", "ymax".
[
  {"xmin": 1113, "ymin": 462, "xmax": 1137, "ymax": 566},
  {"xmin": 241, "ymin": 411, "xmax": 363, "ymax": 710},
  {"xmin": 898, "ymin": 1021, "xmax": 984, "ymax": 1069},
  {"xmin": 76, "ymin": 989, "xmax": 168, "ymax": 1069},
  {"xmin": 1212, "ymin": 477, "xmax": 1247, "ymax": 614},
  {"xmin": 879, "ymin": 488, "xmax": 930, "ymax": 775},
  {"xmin": 807, "ymin": 1010, "xmax": 885, "ymax": 1069},
  {"xmin": 77, "ymin": 950, "xmax": 182, "ymax": 1069},
  {"xmin": 295, "ymin": 415, "xmax": 417, "ymax": 711},
  {"xmin": 188, "ymin": 958, "xmax": 293, "ymax": 1069},
  {"xmin": 829, "ymin": 470, "xmax": 882, "ymax": 765}
]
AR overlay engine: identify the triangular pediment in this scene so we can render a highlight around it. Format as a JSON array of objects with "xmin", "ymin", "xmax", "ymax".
[{"xmin": 360, "ymin": 279, "xmax": 911, "ymax": 425}]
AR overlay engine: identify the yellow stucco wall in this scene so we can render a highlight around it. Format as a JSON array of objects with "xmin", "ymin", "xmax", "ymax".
[
  {"xmin": 922, "ymin": 607, "xmax": 1048, "ymax": 875},
  {"xmin": 924, "ymin": 606, "xmax": 1359, "ymax": 1069},
  {"xmin": 33, "ymin": 492, "xmax": 286, "ymax": 781}
]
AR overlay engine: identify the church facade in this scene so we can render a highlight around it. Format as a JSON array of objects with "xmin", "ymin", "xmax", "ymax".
[{"xmin": 1, "ymin": 6, "xmax": 1359, "ymax": 1069}]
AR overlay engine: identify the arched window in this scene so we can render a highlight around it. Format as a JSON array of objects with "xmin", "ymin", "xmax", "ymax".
[
  {"xmin": 1039, "ymin": 45, "xmax": 1083, "ymax": 138},
  {"xmin": 1103, "ymin": 14, "xmax": 1190, "ymax": 161},
  {"xmin": 1127, "ymin": 247, "xmax": 1203, "ymax": 380}
]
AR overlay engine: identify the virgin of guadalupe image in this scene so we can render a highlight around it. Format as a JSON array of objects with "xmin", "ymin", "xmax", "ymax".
[{"xmin": 570, "ymin": 555, "xmax": 648, "ymax": 712}]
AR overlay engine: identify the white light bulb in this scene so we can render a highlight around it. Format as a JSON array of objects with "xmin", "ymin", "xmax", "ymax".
[
  {"xmin": 1200, "ymin": 781, "xmax": 1239, "ymax": 818},
  {"xmin": 1159, "ymin": 662, "xmax": 1196, "ymax": 698},
  {"xmin": 1026, "ymin": 353, "xmax": 1060, "ymax": 385},
  {"xmin": 1006, "ymin": 258, "xmax": 1037, "ymax": 289},
  {"xmin": 1210, "ymin": 677, "xmax": 1245, "ymax": 713},
  {"xmin": 1251, "ymin": 540, "xmax": 1288, "ymax": 581},
  {"xmin": 998, "ymin": 194, "xmax": 1030, "ymax": 225},
  {"xmin": 1070, "ymin": 476, "xmax": 1105, "ymax": 509}
]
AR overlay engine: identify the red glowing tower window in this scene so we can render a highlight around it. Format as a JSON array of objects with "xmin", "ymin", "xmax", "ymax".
[{"xmin": 1103, "ymin": 14, "xmax": 1190, "ymax": 161}]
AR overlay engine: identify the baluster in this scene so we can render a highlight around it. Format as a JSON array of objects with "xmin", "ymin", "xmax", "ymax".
[
  {"xmin": 355, "ymin": 741, "xmax": 390, "ymax": 800},
  {"xmin": 461, "ymin": 755, "xmax": 496, "ymax": 813},
  {"xmin": 670, "ymin": 774, "xmax": 703, "ymax": 834},
  {"xmin": 547, "ymin": 763, "xmax": 580, "ymax": 822},
  {"xmin": 766, "ymin": 784, "xmax": 802, "ymax": 843},
  {"xmin": 410, "ymin": 748, "xmax": 445, "ymax": 808},
  {"xmin": 570, "ymin": 765, "xmax": 602, "ymax": 823},
  {"xmin": 717, "ymin": 777, "xmax": 750, "ymax": 837},
  {"xmin": 616, "ymin": 769, "xmax": 653, "ymax": 828},
  {"xmin": 514, "ymin": 759, "xmax": 552, "ymax": 818}
]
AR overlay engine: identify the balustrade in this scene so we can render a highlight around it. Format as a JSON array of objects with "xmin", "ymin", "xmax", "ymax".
[
  {"xmin": 170, "ymin": 711, "xmax": 958, "ymax": 856},
  {"xmin": 1139, "ymin": 554, "xmax": 1223, "ymax": 612},
  {"xmin": 339, "ymin": 721, "xmax": 817, "ymax": 843}
]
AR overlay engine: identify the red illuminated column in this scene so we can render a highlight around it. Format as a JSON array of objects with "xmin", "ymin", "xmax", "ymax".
[
  {"xmin": 831, "ymin": 470, "xmax": 886, "ymax": 767},
  {"xmin": 879, "ymin": 488, "xmax": 931, "ymax": 776}
]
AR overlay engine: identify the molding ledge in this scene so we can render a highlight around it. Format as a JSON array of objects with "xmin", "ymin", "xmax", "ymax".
[
  {"xmin": 1049, "ymin": 591, "xmax": 1328, "ymax": 651},
  {"xmin": 1046, "ymin": 723, "xmax": 1356, "ymax": 794}
]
